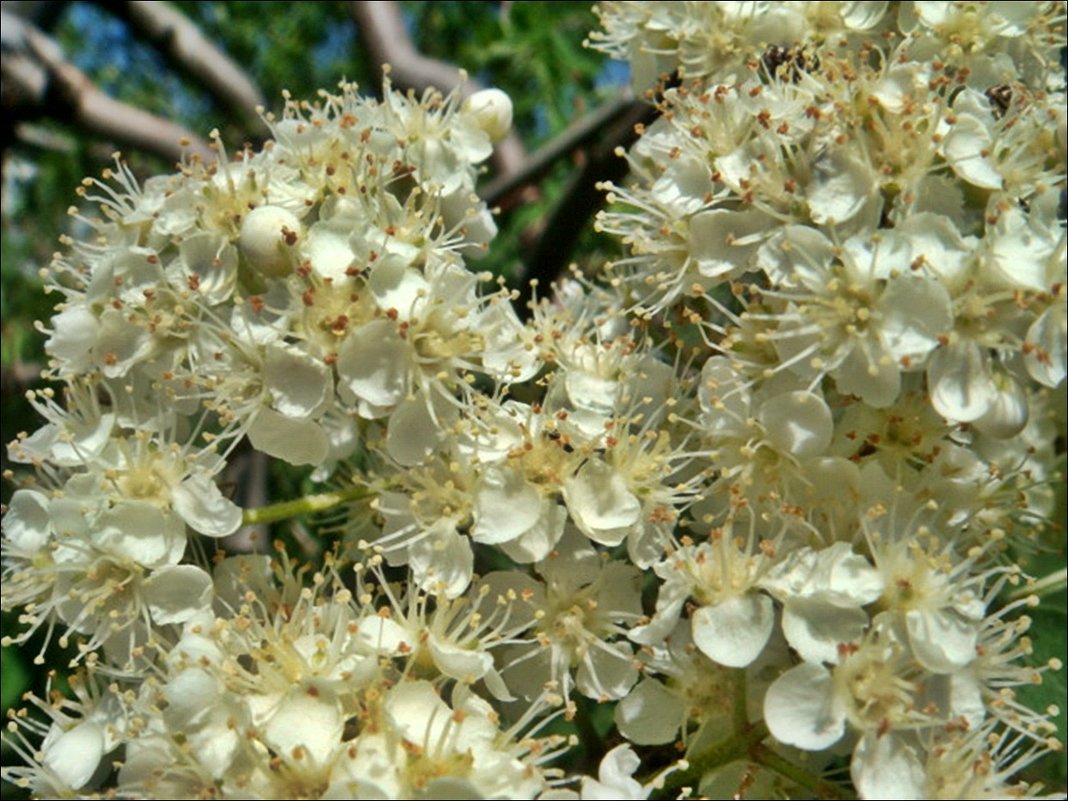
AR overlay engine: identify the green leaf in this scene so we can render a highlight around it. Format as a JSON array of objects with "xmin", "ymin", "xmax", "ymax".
[{"xmin": 1017, "ymin": 593, "xmax": 1068, "ymax": 789}]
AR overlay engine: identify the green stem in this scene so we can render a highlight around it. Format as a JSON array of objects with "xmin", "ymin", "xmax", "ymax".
[
  {"xmin": 750, "ymin": 742, "xmax": 856, "ymax": 800},
  {"xmin": 732, "ymin": 665, "xmax": 749, "ymax": 732},
  {"xmin": 241, "ymin": 485, "xmax": 370, "ymax": 526},
  {"xmin": 1008, "ymin": 567, "xmax": 1067, "ymax": 601},
  {"xmin": 654, "ymin": 666, "xmax": 854, "ymax": 799},
  {"xmin": 654, "ymin": 720, "xmax": 769, "ymax": 798}
]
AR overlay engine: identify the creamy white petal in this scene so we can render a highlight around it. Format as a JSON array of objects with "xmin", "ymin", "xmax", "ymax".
[
  {"xmin": 1024, "ymin": 305, "xmax": 1067, "ymax": 388},
  {"xmin": 336, "ymin": 320, "xmax": 410, "ymax": 409},
  {"xmin": 178, "ymin": 232, "xmax": 237, "ymax": 303},
  {"xmin": 942, "ymin": 114, "xmax": 1002, "ymax": 189},
  {"xmin": 691, "ymin": 208, "xmax": 770, "ymax": 279},
  {"xmin": 905, "ymin": 608, "xmax": 979, "ymax": 673},
  {"xmin": 386, "ymin": 394, "xmax": 447, "ymax": 466},
  {"xmin": 614, "ymin": 679, "xmax": 684, "ymax": 745},
  {"xmin": 427, "ymin": 636, "xmax": 493, "ymax": 684},
  {"xmin": 806, "ymin": 149, "xmax": 873, "ymax": 225},
  {"xmin": 764, "ymin": 662, "xmax": 846, "ymax": 750},
  {"xmin": 97, "ymin": 501, "xmax": 184, "ymax": 567},
  {"xmin": 4, "ymin": 489, "xmax": 51, "ymax": 551},
  {"xmin": 264, "ymin": 344, "xmax": 331, "ymax": 419},
  {"xmin": 142, "ymin": 565, "xmax": 214, "ymax": 625},
  {"xmin": 563, "ymin": 459, "xmax": 641, "ymax": 546},
  {"xmin": 498, "ymin": 500, "xmax": 567, "ymax": 563},
  {"xmin": 834, "ymin": 341, "xmax": 901, "ymax": 408},
  {"xmin": 472, "ymin": 467, "xmax": 542, "ymax": 545},
  {"xmin": 264, "ymin": 688, "xmax": 342, "ymax": 764},
  {"xmin": 368, "ymin": 255, "xmax": 429, "ymax": 318},
  {"xmin": 172, "ymin": 472, "xmax": 242, "ymax": 538},
  {"xmin": 928, "ymin": 340, "xmax": 997, "ymax": 422},
  {"xmin": 41, "ymin": 722, "xmax": 105, "ymax": 790},
  {"xmin": 878, "ymin": 276, "xmax": 951, "ymax": 362},
  {"xmin": 691, "ymin": 594, "xmax": 774, "ymax": 668},
  {"xmin": 161, "ymin": 667, "xmax": 219, "ymax": 730},
  {"xmin": 45, "ymin": 306, "xmax": 98, "ymax": 372},
  {"xmin": 851, "ymin": 733, "xmax": 924, "ymax": 801},
  {"xmin": 576, "ymin": 642, "xmax": 639, "ymax": 700},
  {"xmin": 759, "ymin": 391, "xmax": 833, "ymax": 459},
  {"xmin": 408, "ymin": 523, "xmax": 474, "ymax": 598},
  {"xmin": 248, "ymin": 408, "xmax": 329, "ymax": 466},
  {"xmin": 782, "ymin": 598, "xmax": 869, "ymax": 665}
]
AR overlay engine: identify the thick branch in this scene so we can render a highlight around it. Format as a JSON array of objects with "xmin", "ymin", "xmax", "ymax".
[
  {"xmin": 0, "ymin": 9, "xmax": 213, "ymax": 163},
  {"xmin": 349, "ymin": 0, "xmax": 525, "ymax": 178},
  {"xmin": 106, "ymin": 1, "xmax": 266, "ymax": 132},
  {"xmin": 479, "ymin": 91, "xmax": 640, "ymax": 208},
  {"xmin": 2, "ymin": 0, "xmax": 68, "ymax": 32},
  {"xmin": 514, "ymin": 97, "xmax": 658, "ymax": 314}
]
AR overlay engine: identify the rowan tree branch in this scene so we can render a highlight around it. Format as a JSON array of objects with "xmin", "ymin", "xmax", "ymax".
[
  {"xmin": 349, "ymin": 0, "xmax": 526, "ymax": 179},
  {"xmin": 1, "ymin": 9, "xmax": 213, "ymax": 163},
  {"xmin": 514, "ymin": 97, "xmax": 658, "ymax": 314},
  {"xmin": 104, "ymin": 1, "xmax": 267, "ymax": 133},
  {"xmin": 479, "ymin": 90, "xmax": 640, "ymax": 208}
]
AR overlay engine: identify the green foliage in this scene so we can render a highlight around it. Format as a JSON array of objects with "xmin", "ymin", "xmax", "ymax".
[
  {"xmin": 1021, "ymin": 598, "xmax": 1068, "ymax": 788},
  {"xmin": 1016, "ymin": 466, "xmax": 1068, "ymax": 790},
  {"xmin": 409, "ymin": 2, "xmax": 607, "ymax": 141}
]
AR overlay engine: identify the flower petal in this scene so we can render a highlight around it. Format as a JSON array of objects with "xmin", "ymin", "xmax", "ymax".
[
  {"xmin": 172, "ymin": 473, "xmax": 242, "ymax": 538},
  {"xmin": 764, "ymin": 662, "xmax": 846, "ymax": 750},
  {"xmin": 851, "ymin": 733, "xmax": 924, "ymax": 801},
  {"xmin": 143, "ymin": 565, "xmax": 214, "ymax": 625},
  {"xmin": 691, "ymin": 594, "xmax": 774, "ymax": 668},
  {"xmin": 248, "ymin": 408, "xmax": 329, "ymax": 467}
]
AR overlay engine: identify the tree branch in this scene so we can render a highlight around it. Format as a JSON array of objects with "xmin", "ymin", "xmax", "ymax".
[
  {"xmin": 479, "ymin": 90, "xmax": 640, "ymax": 208},
  {"xmin": 1, "ymin": 9, "xmax": 213, "ymax": 163},
  {"xmin": 105, "ymin": 1, "xmax": 267, "ymax": 133},
  {"xmin": 349, "ymin": 0, "xmax": 525, "ymax": 179},
  {"xmin": 514, "ymin": 97, "xmax": 657, "ymax": 314}
]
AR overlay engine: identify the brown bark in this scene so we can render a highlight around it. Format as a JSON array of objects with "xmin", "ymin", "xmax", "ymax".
[
  {"xmin": 109, "ymin": 1, "xmax": 266, "ymax": 132},
  {"xmin": 1, "ymin": 8, "xmax": 213, "ymax": 163}
]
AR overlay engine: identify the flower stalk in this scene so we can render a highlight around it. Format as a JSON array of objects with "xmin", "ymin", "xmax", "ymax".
[{"xmin": 241, "ymin": 485, "xmax": 370, "ymax": 526}]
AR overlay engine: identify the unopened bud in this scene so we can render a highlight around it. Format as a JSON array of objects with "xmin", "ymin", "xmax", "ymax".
[
  {"xmin": 464, "ymin": 88, "xmax": 513, "ymax": 143},
  {"xmin": 239, "ymin": 205, "xmax": 302, "ymax": 278}
]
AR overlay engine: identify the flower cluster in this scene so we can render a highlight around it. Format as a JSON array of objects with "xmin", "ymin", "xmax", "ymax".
[{"xmin": 3, "ymin": 3, "xmax": 1066, "ymax": 799}]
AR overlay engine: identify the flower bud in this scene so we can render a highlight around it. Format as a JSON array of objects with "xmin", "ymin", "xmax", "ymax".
[
  {"xmin": 239, "ymin": 205, "xmax": 302, "ymax": 277},
  {"xmin": 464, "ymin": 88, "xmax": 513, "ymax": 143}
]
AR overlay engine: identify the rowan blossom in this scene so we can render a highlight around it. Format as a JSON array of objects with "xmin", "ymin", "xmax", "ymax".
[{"xmin": 3, "ymin": 4, "xmax": 1066, "ymax": 799}]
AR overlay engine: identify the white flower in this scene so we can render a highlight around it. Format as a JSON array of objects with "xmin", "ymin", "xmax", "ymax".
[
  {"xmin": 491, "ymin": 530, "xmax": 643, "ymax": 703},
  {"xmin": 764, "ymin": 622, "xmax": 939, "ymax": 760},
  {"xmin": 579, "ymin": 745, "xmax": 648, "ymax": 800},
  {"xmin": 330, "ymin": 680, "xmax": 553, "ymax": 799},
  {"xmin": 563, "ymin": 458, "xmax": 642, "ymax": 546},
  {"xmin": 632, "ymin": 526, "xmax": 776, "ymax": 669},
  {"xmin": 760, "ymin": 543, "xmax": 884, "ymax": 665},
  {"xmin": 0, "ymin": 670, "xmax": 126, "ymax": 796},
  {"xmin": 754, "ymin": 225, "xmax": 952, "ymax": 408},
  {"xmin": 372, "ymin": 455, "xmax": 479, "ymax": 597}
]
